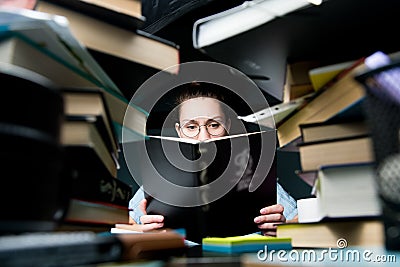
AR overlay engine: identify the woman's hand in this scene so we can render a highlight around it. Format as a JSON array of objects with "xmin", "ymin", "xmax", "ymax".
[
  {"xmin": 115, "ymin": 199, "xmax": 164, "ymax": 232},
  {"xmin": 254, "ymin": 204, "xmax": 287, "ymax": 236}
]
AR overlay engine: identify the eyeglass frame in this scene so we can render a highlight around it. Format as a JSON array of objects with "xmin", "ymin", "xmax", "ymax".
[{"xmin": 176, "ymin": 119, "xmax": 227, "ymax": 138}]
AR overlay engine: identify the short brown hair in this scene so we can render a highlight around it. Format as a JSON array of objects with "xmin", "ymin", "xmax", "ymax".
[{"xmin": 174, "ymin": 82, "xmax": 226, "ymax": 107}]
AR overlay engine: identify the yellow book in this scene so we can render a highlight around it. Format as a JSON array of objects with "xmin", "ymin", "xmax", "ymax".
[{"xmin": 308, "ymin": 60, "xmax": 356, "ymax": 91}]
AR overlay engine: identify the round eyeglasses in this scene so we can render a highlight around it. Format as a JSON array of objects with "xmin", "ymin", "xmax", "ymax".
[{"xmin": 179, "ymin": 120, "xmax": 226, "ymax": 138}]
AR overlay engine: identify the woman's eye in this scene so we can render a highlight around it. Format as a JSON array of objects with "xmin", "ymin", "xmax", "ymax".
[
  {"xmin": 208, "ymin": 122, "xmax": 220, "ymax": 128},
  {"xmin": 185, "ymin": 125, "xmax": 198, "ymax": 130}
]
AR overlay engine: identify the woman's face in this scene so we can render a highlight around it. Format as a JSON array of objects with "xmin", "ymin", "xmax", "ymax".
[{"xmin": 175, "ymin": 97, "xmax": 230, "ymax": 141}]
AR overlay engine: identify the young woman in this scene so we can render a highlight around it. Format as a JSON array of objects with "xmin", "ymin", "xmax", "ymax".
[{"xmin": 116, "ymin": 83, "xmax": 298, "ymax": 236}]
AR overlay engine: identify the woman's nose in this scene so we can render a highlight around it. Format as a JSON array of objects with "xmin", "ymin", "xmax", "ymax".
[{"xmin": 197, "ymin": 125, "xmax": 211, "ymax": 141}]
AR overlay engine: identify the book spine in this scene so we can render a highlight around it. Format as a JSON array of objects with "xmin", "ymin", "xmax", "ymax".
[
  {"xmin": 68, "ymin": 173, "xmax": 133, "ymax": 207},
  {"xmin": 62, "ymin": 152, "xmax": 133, "ymax": 206}
]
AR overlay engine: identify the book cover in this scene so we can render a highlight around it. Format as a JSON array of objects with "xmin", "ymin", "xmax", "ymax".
[
  {"xmin": 126, "ymin": 130, "xmax": 277, "ymax": 243},
  {"xmin": 65, "ymin": 167, "xmax": 133, "ymax": 207},
  {"xmin": 308, "ymin": 59, "xmax": 356, "ymax": 91}
]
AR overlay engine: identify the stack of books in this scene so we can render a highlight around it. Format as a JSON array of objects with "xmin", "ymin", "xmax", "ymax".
[
  {"xmin": 270, "ymin": 54, "xmax": 393, "ymax": 248},
  {"xmin": 0, "ymin": 5, "xmax": 166, "ymax": 232},
  {"xmin": 36, "ymin": 0, "xmax": 181, "ymax": 102},
  {"xmin": 59, "ymin": 87, "xmax": 133, "ymax": 231}
]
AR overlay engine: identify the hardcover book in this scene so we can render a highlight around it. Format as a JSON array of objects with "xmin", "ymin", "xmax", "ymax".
[
  {"xmin": 63, "ymin": 198, "xmax": 129, "ymax": 225},
  {"xmin": 62, "ymin": 88, "xmax": 120, "ymax": 160},
  {"xmin": 298, "ymin": 135, "xmax": 374, "ymax": 172},
  {"xmin": 126, "ymin": 130, "xmax": 278, "ymax": 243},
  {"xmin": 61, "ymin": 119, "xmax": 118, "ymax": 178},
  {"xmin": 297, "ymin": 163, "xmax": 381, "ymax": 224},
  {"xmin": 65, "ymin": 167, "xmax": 133, "ymax": 207},
  {"xmin": 277, "ymin": 218, "xmax": 384, "ymax": 248},
  {"xmin": 42, "ymin": 0, "xmax": 145, "ymax": 30}
]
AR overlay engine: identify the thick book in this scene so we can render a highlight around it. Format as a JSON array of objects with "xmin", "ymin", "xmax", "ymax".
[
  {"xmin": 42, "ymin": 0, "xmax": 145, "ymax": 30},
  {"xmin": 62, "ymin": 88, "xmax": 119, "ymax": 160},
  {"xmin": 299, "ymin": 120, "xmax": 369, "ymax": 143},
  {"xmin": 117, "ymin": 231, "xmax": 186, "ymax": 260},
  {"xmin": 64, "ymin": 166, "xmax": 133, "ymax": 207},
  {"xmin": 277, "ymin": 218, "xmax": 384, "ymax": 248},
  {"xmin": 0, "ymin": 36, "xmax": 98, "ymax": 89},
  {"xmin": 192, "ymin": 0, "xmax": 313, "ymax": 49},
  {"xmin": 126, "ymin": 130, "xmax": 277, "ymax": 243},
  {"xmin": 298, "ymin": 135, "xmax": 374, "ymax": 172},
  {"xmin": 63, "ymin": 198, "xmax": 129, "ymax": 225},
  {"xmin": 61, "ymin": 119, "xmax": 118, "ymax": 178},
  {"xmin": 297, "ymin": 163, "xmax": 381, "ymax": 223}
]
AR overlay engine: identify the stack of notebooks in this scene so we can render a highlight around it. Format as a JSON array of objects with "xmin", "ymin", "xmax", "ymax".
[{"xmin": 202, "ymin": 235, "xmax": 292, "ymax": 254}]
